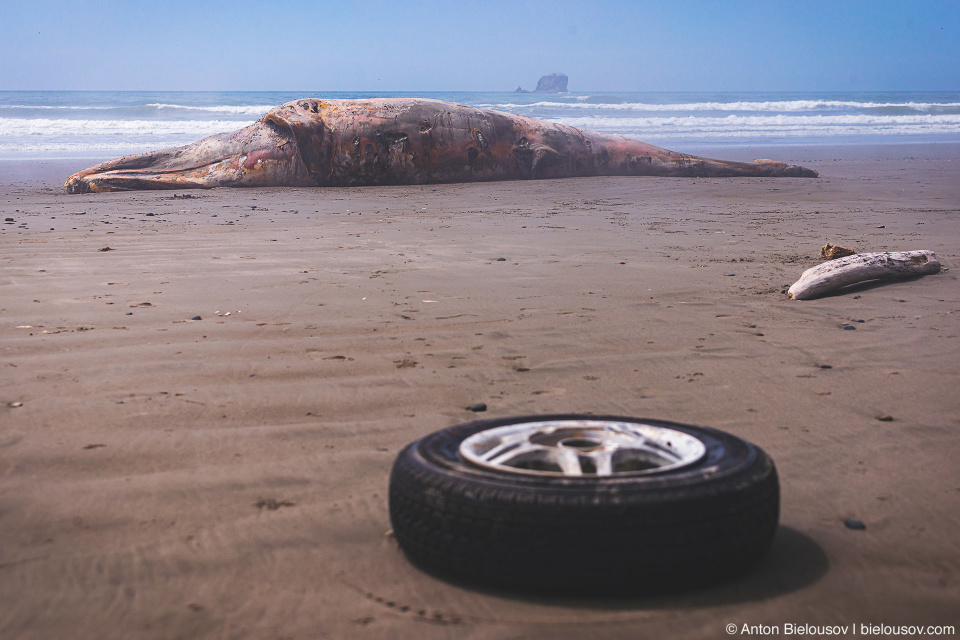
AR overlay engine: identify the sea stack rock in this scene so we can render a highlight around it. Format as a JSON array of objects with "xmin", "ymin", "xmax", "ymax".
[
  {"xmin": 534, "ymin": 73, "xmax": 568, "ymax": 93},
  {"xmin": 515, "ymin": 73, "xmax": 569, "ymax": 93}
]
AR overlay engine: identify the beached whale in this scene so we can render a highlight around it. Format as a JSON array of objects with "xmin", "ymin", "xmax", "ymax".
[{"xmin": 65, "ymin": 98, "xmax": 817, "ymax": 193}]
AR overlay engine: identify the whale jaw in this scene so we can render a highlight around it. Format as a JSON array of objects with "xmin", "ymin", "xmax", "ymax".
[{"xmin": 65, "ymin": 120, "xmax": 314, "ymax": 193}]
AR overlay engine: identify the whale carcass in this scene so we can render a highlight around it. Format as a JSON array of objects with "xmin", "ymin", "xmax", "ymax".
[{"xmin": 65, "ymin": 98, "xmax": 817, "ymax": 193}]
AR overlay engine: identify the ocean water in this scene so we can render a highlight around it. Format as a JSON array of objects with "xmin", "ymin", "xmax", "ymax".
[{"xmin": 2, "ymin": 90, "xmax": 959, "ymax": 160}]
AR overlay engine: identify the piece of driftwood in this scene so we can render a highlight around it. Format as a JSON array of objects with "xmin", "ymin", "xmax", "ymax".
[
  {"xmin": 787, "ymin": 250, "xmax": 940, "ymax": 300},
  {"xmin": 819, "ymin": 243, "xmax": 857, "ymax": 260}
]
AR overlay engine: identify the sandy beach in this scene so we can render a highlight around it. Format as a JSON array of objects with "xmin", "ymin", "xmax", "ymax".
[{"xmin": 1, "ymin": 144, "xmax": 958, "ymax": 638}]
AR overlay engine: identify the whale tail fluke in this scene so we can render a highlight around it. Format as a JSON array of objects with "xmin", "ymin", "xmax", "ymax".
[
  {"xmin": 669, "ymin": 155, "xmax": 819, "ymax": 178},
  {"xmin": 749, "ymin": 159, "xmax": 819, "ymax": 178}
]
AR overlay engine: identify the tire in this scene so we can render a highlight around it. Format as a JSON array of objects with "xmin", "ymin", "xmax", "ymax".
[{"xmin": 389, "ymin": 414, "xmax": 779, "ymax": 595}]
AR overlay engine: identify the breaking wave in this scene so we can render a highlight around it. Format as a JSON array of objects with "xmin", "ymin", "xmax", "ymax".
[
  {"xmin": 551, "ymin": 113, "xmax": 960, "ymax": 139},
  {"xmin": 0, "ymin": 118, "xmax": 250, "ymax": 137},
  {"xmin": 3, "ymin": 90, "xmax": 960, "ymax": 155},
  {"xmin": 145, "ymin": 103, "xmax": 275, "ymax": 115},
  {"xmin": 483, "ymin": 100, "xmax": 960, "ymax": 113}
]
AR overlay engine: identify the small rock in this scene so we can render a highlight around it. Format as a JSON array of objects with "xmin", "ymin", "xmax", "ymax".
[
  {"xmin": 145, "ymin": 212, "xmax": 155, "ymax": 217},
  {"xmin": 98, "ymin": 247, "xmax": 113, "ymax": 252},
  {"xmin": 819, "ymin": 364, "xmax": 832, "ymax": 369},
  {"xmin": 254, "ymin": 497, "xmax": 295, "ymax": 511},
  {"xmin": 125, "ymin": 312, "xmax": 133, "ymax": 315},
  {"xmin": 876, "ymin": 414, "xmax": 894, "ymax": 422},
  {"xmin": 842, "ymin": 324, "xmax": 856, "ymax": 330},
  {"xmin": 468, "ymin": 402, "xmax": 487, "ymax": 412},
  {"xmin": 190, "ymin": 315, "xmax": 202, "ymax": 321},
  {"xmin": 844, "ymin": 519, "xmax": 867, "ymax": 530},
  {"xmin": 820, "ymin": 243, "xmax": 857, "ymax": 260},
  {"xmin": 9, "ymin": 401, "xmax": 23, "ymax": 408},
  {"xmin": 496, "ymin": 257, "xmax": 506, "ymax": 262},
  {"xmin": 4, "ymin": 217, "xmax": 14, "ymax": 222},
  {"xmin": 724, "ymin": 273, "xmax": 735, "ymax": 276}
]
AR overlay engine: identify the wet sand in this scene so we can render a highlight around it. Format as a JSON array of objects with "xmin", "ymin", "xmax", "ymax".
[{"xmin": 1, "ymin": 144, "xmax": 958, "ymax": 638}]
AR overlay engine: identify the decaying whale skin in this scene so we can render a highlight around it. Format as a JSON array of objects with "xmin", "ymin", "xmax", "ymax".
[{"xmin": 65, "ymin": 98, "xmax": 818, "ymax": 193}]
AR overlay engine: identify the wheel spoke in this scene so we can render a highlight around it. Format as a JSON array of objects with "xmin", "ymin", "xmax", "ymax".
[
  {"xmin": 488, "ymin": 442, "xmax": 547, "ymax": 467},
  {"xmin": 592, "ymin": 448, "xmax": 615, "ymax": 476},
  {"xmin": 556, "ymin": 448, "xmax": 583, "ymax": 476},
  {"xmin": 479, "ymin": 437, "xmax": 529, "ymax": 463}
]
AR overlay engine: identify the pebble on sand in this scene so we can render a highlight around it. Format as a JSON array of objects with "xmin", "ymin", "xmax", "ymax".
[
  {"xmin": 191, "ymin": 315, "xmax": 202, "ymax": 321},
  {"xmin": 468, "ymin": 403, "xmax": 487, "ymax": 412},
  {"xmin": 844, "ymin": 519, "xmax": 867, "ymax": 530}
]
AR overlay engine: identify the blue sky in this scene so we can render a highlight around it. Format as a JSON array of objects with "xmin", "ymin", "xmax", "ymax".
[{"xmin": 2, "ymin": 0, "xmax": 957, "ymax": 92}]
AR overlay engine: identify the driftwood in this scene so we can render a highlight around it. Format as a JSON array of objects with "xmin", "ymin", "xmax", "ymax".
[{"xmin": 787, "ymin": 250, "xmax": 940, "ymax": 300}]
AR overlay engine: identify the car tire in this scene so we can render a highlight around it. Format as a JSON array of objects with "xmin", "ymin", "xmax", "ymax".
[{"xmin": 389, "ymin": 414, "xmax": 779, "ymax": 595}]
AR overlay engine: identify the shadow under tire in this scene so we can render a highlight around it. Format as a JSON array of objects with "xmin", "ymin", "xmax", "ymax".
[{"xmin": 389, "ymin": 414, "xmax": 780, "ymax": 595}]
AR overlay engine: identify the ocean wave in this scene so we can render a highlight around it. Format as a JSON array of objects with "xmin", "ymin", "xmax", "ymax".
[
  {"xmin": 0, "ymin": 141, "xmax": 172, "ymax": 154},
  {"xmin": 0, "ymin": 103, "xmax": 274, "ymax": 117},
  {"xmin": 639, "ymin": 124, "xmax": 960, "ymax": 139},
  {"xmin": 0, "ymin": 104, "xmax": 123, "ymax": 111},
  {"xmin": 145, "ymin": 103, "xmax": 276, "ymax": 115},
  {"xmin": 553, "ymin": 113, "xmax": 960, "ymax": 127},
  {"xmin": 0, "ymin": 118, "xmax": 253, "ymax": 137},
  {"xmin": 552, "ymin": 114, "xmax": 960, "ymax": 139},
  {"xmin": 483, "ymin": 100, "xmax": 960, "ymax": 113},
  {"xmin": 3, "ymin": 112, "xmax": 960, "ymax": 153}
]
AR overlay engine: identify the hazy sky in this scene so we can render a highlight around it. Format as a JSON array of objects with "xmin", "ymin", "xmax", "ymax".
[{"xmin": 2, "ymin": 0, "xmax": 958, "ymax": 92}]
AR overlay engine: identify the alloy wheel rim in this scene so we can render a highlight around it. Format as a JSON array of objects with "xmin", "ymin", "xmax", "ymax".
[{"xmin": 459, "ymin": 419, "xmax": 707, "ymax": 477}]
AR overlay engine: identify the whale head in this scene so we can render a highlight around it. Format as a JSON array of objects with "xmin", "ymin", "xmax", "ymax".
[{"xmin": 65, "ymin": 113, "xmax": 319, "ymax": 193}]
